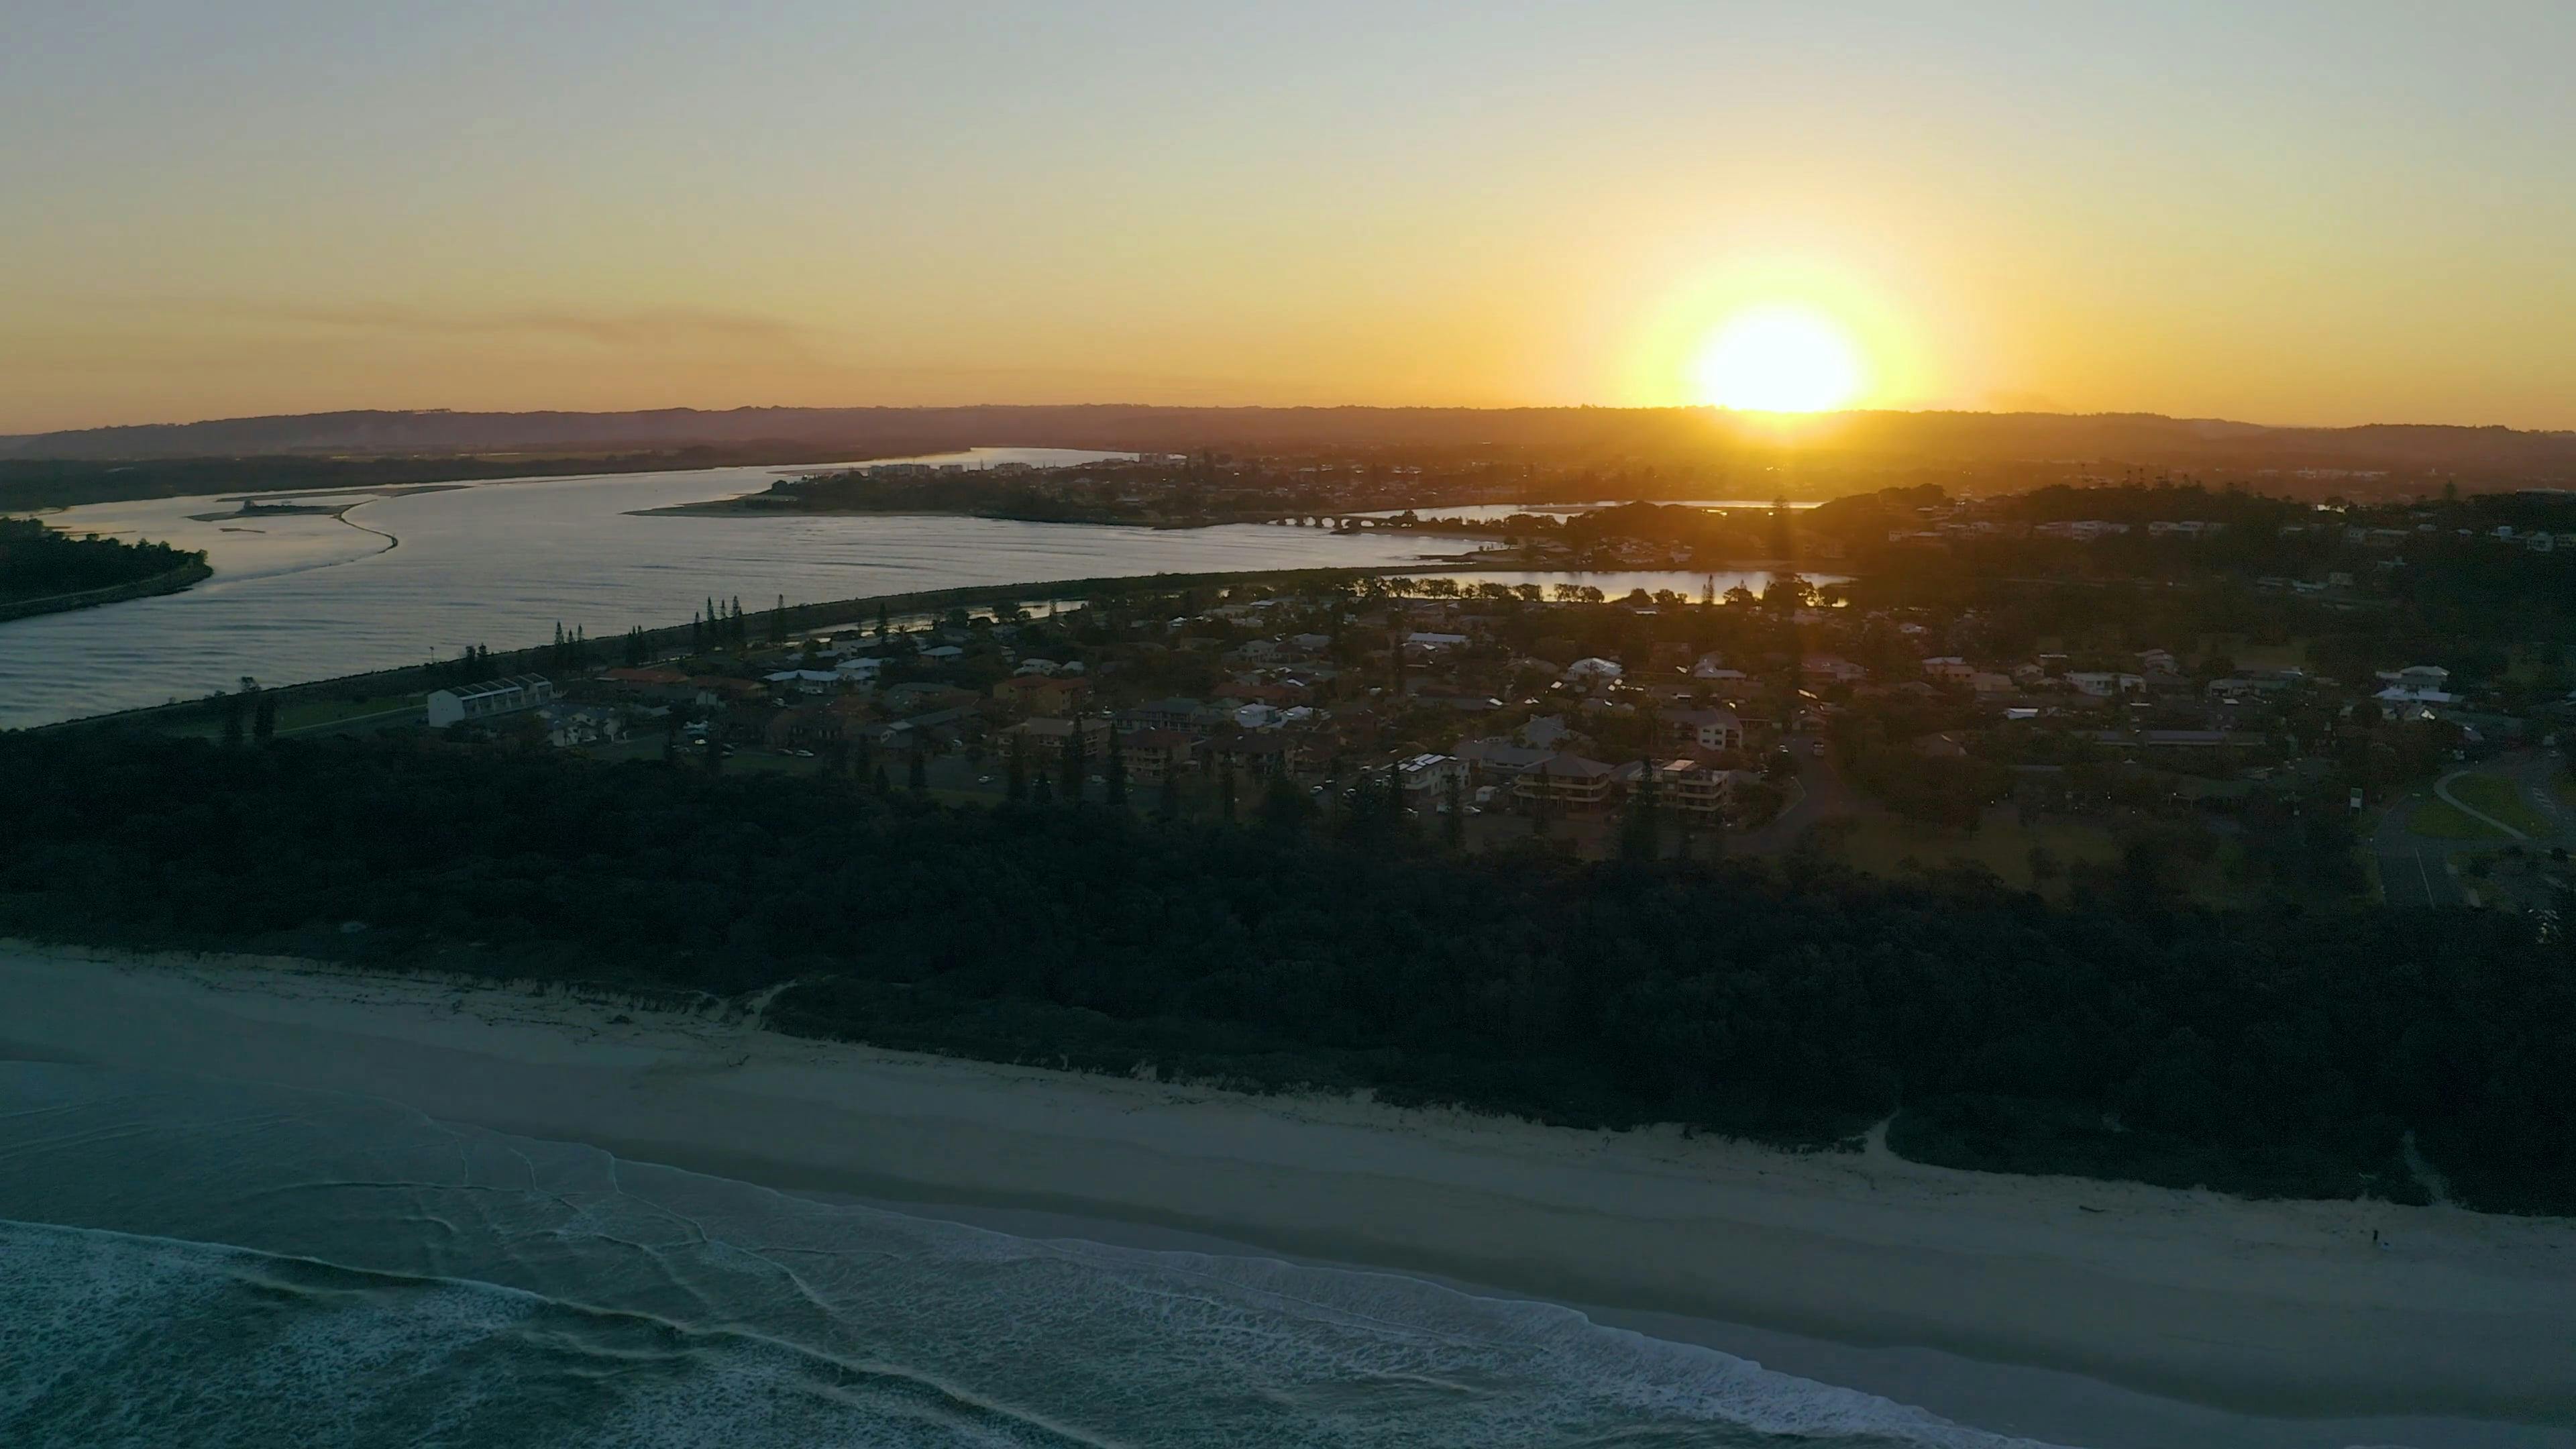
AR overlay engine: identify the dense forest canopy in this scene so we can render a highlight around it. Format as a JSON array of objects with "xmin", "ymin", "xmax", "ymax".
[
  {"xmin": 0, "ymin": 516, "xmax": 204, "ymax": 602},
  {"xmin": 2, "ymin": 731, "xmax": 2566, "ymax": 1215}
]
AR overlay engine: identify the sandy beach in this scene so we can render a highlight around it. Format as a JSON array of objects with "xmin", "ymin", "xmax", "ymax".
[{"xmin": 3, "ymin": 942, "xmax": 2570, "ymax": 1446}]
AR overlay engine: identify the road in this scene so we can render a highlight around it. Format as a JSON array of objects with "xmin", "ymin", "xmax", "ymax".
[
  {"xmin": 2373, "ymin": 748, "xmax": 2572, "ymax": 909},
  {"xmin": 1735, "ymin": 745, "xmax": 1860, "ymax": 854},
  {"xmin": 2434, "ymin": 771, "xmax": 2529, "ymax": 841}
]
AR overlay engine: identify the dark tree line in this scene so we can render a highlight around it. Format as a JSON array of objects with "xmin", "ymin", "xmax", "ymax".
[
  {"xmin": 0, "ymin": 730, "xmax": 2567, "ymax": 1214},
  {"xmin": 0, "ymin": 517, "xmax": 203, "ymax": 602}
]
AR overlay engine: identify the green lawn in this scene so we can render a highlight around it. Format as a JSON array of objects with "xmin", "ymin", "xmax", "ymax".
[
  {"xmin": 158, "ymin": 690, "xmax": 423, "ymax": 740},
  {"xmin": 2408, "ymin": 796, "xmax": 2507, "ymax": 841},
  {"xmin": 275, "ymin": 691, "xmax": 425, "ymax": 734},
  {"xmin": 1829, "ymin": 811, "xmax": 2121, "ymax": 896},
  {"xmin": 2448, "ymin": 774, "xmax": 2551, "ymax": 837}
]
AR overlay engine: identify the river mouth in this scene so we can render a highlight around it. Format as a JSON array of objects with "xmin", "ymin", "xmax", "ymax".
[{"xmin": 0, "ymin": 459, "xmax": 1834, "ymax": 730}]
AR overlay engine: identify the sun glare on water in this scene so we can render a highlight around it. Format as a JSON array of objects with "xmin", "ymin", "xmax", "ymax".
[{"xmin": 1690, "ymin": 306, "xmax": 1866, "ymax": 413}]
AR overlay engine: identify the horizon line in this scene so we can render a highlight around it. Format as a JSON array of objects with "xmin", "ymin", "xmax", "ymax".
[{"xmin": 12, "ymin": 400, "xmax": 2574, "ymax": 442}]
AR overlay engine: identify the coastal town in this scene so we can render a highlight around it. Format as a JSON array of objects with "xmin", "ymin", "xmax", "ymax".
[{"xmin": 400, "ymin": 494, "xmax": 2573, "ymax": 917}]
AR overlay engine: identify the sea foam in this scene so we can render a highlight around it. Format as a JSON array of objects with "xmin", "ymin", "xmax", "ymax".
[{"xmin": 0, "ymin": 1063, "xmax": 2057, "ymax": 1448}]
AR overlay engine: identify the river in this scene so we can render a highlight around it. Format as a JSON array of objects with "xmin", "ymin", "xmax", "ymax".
[{"xmin": 0, "ymin": 453, "xmax": 1827, "ymax": 729}]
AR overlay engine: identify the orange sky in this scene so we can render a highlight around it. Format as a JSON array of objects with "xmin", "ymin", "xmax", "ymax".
[{"xmin": 3, "ymin": 4, "xmax": 2571, "ymax": 434}]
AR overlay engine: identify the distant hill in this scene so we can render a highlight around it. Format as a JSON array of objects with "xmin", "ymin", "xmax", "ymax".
[{"xmin": 7, "ymin": 405, "xmax": 2573, "ymax": 480}]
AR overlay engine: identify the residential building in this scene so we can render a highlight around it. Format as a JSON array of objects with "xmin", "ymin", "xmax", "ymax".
[
  {"xmin": 1120, "ymin": 697, "xmax": 1222, "ymax": 732},
  {"xmin": 1619, "ymin": 758, "xmax": 1733, "ymax": 816},
  {"xmin": 991, "ymin": 674, "xmax": 1091, "ymax": 716},
  {"xmin": 537, "ymin": 704, "xmax": 625, "ymax": 749},
  {"xmin": 1005, "ymin": 716, "xmax": 1112, "ymax": 758},
  {"xmin": 762, "ymin": 706, "xmax": 845, "ymax": 751},
  {"xmin": 1454, "ymin": 736, "xmax": 1553, "ymax": 780},
  {"xmin": 879, "ymin": 682, "xmax": 979, "ymax": 715},
  {"xmin": 1397, "ymin": 753, "xmax": 1468, "ymax": 802},
  {"xmin": 1658, "ymin": 707, "xmax": 1745, "ymax": 754},
  {"xmin": 2064, "ymin": 672, "xmax": 2145, "ymax": 698},
  {"xmin": 1513, "ymin": 753, "xmax": 1619, "ymax": 810},
  {"xmin": 1121, "ymin": 729, "xmax": 1201, "ymax": 785}
]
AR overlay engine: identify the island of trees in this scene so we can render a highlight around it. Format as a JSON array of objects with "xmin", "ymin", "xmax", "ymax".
[{"xmin": 0, "ymin": 516, "xmax": 210, "ymax": 620}]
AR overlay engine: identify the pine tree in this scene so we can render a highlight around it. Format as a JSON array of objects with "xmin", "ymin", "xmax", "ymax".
[
  {"xmin": 1006, "ymin": 735, "xmax": 1028, "ymax": 802},
  {"xmin": 871, "ymin": 763, "xmax": 892, "ymax": 796},
  {"xmin": 907, "ymin": 747, "xmax": 928, "ymax": 793},
  {"xmin": 1156, "ymin": 765, "xmax": 1179, "ymax": 822},
  {"xmin": 219, "ymin": 693, "xmax": 244, "ymax": 746},
  {"xmin": 1219, "ymin": 765, "xmax": 1237, "ymax": 822},
  {"xmin": 1059, "ymin": 725, "xmax": 1084, "ymax": 803},
  {"xmin": 1620, "ymin": 760, "xmax": 1662, "ymax": 861},
  {"xmin": 1104, "ymin": 729, "xmax": 1128, "ymax": 807},
  {"xmin": 252, "ymin": 693, "xmax": 276, "ymax": 744},
  {"xmin": 1031, "ymin": 772, "xmax": 1055, "ymax": 806},
  {"xmin": 1444, "ymin": 770, "xmax": 1465, "ymax": 849},
  {"xmin": 875, "ymin": 601, "xmax": 891, "ymax": 639}
]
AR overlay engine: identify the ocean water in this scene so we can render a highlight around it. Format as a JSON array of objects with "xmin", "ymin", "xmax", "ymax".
[{"xmin": 0, "ymin": 1063, "xmax": 2053, "ymax": 1448}]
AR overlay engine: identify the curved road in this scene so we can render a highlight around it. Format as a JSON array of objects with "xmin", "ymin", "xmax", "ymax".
[
  {"xmin": 2375, "ymin": 749, "xmax": 2572, "ymax": 908},
  {"xmin": 2434, "ymin": 770, "xmax": 2529, "ymax": 841}
]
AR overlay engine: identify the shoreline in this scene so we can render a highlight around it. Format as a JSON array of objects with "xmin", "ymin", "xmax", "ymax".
[
  {"xmin": 0, "ymin": 558, "xmax": 213, "ymax": 623},
  {"xmin": 3, "ymin": 943, "xmax": 2570, "ymax": 1444}
]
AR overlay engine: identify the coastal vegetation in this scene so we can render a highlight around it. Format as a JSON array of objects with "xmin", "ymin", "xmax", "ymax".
[
  {"xmin": 3, "ymin": 728, "xmax": 2567, "ymax": 1216},
  {"xmin": 0, "ymin": 516, "xmax": 209, "ymax": 619}
]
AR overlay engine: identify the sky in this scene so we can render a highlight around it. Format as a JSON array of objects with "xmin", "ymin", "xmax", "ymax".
[{"xmin": 3, "ymin": 1, "xmax": 2571, "ymax": 434}]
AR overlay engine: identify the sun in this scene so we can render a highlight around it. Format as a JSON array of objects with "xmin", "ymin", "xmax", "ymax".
[{"xmin": 1688, "ymin": 306, "xmax": 1866, "ymax": 413}]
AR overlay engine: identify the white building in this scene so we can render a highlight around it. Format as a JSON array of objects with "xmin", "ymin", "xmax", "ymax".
[
  {"xmin": 2064, "ymin": 672, "xmax": 2145, "ymax": 698},
  {"xmin": 1397, "ymin": 753, "xmax": 1468, "ymax": 800},
  {"xmin": 427, "ymin": 674, "xmax": 555, "ymax": 727}
]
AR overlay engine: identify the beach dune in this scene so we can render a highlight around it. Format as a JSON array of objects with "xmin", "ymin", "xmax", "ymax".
[{"xmin": 2, "ymin": 943, "xmax": 2570, "ymax": 1441}]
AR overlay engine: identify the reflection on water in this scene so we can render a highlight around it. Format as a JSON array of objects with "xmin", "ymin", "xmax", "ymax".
[
  {"xmin": 1, "ymin": 457, "xmax": 1843, "ymax": 729},
  {"xmin": 0, "ymin": 462, "xmax": 1443, "ymax": 727},
  {"xmin": 1352, "ymin": 500, "xmax": 1827, "ymax": 523}
]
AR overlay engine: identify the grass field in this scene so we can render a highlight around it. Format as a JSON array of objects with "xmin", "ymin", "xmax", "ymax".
[
  {"xmin": 158, "ymin": 689, "xmax": 425, "ymax": 740},
  {"xmin": 2229, "ymin": 641, "xmax": 2310, "ymax": 672},
  {"xmin": 2448, "ymin": 773, "xmax": 2551, "ymax": 837},
  {"xmin": 276, "ymin": 691, "xmax": 425, "ymax": 734},
  {"xmin": 2408, "ymin": 795, "xmax": 2508, "ymax": 841},
  {"xmin": 1827, "ymin": 811, "xmax": 2121, "ymax": 896}
]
